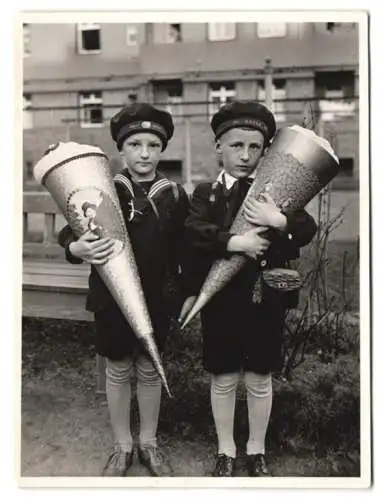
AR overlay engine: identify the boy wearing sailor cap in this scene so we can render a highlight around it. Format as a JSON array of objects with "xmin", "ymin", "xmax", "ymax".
[
  {"xmin": 58, "ymin": 102, "xmax": 189, "ymax": 477},
  {"xmin": 180, "ymin": 101, "xmax": 317, "ymax": 477}
]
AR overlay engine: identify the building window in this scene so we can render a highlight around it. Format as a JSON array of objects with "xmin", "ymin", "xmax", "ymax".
[
  {"xmin": 78, "ymin": 92, "xmax": 103, "ymax": 127},
  {"xmin": 331, "ymin": 158, "xmax": 356, "ymax": 190},
  {"xmin": 153, "ymin": 80, "xmax": 183, "ymax": 121},
  {"xmin": 257, "ymin": 79, "xmax": 286, "ymax": 122},
  {"xmin": 315, "ymin": 71, "xmax": 356, "ymax": 122},
  {"xmin": 77, "ymin": 23, "xmax": 101, "ymax": 54},
  {"xmin": 167, "ymin": 95, "xmax": 183, "ymax": 120},
  {"xmin": 165, "ymin": 24, "xmax": 182, "ymax": 43},
  {"xmin": 208, "ymin": 82, "xmax": 236, "ymax": 118},
  {"xmin": 126, "ymin": 25, "xmax": 138, "ymax": 45},
  {"xmin": 23, "ymin": 94, "xmax": 33, "ymax": 129},
  {"xmin": 338, "ymin": 158, "xmax": 354, "ymax": 177},
  {"xmin": 23, "ymin": 23, "xmax": 31, "ymax": 56},
  {"xmin": 207, "ymin": 23, "xmax": 236, "ymax": 41},
  {"xmin": 325, "ymin": 22, "xmax": 356, "ymax": 33},
  {"xmin": 166, "ymin": 81, "xmax": 183, "ymax": 120},
  {"xmin": 257, "ymin": 23, "xmax": 287, "ymax": 38}
]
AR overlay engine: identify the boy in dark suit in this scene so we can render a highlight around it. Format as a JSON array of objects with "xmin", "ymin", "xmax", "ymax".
[
  {"xmin": 58, "ymin": 103, "xmax": 189, "ymax": 477},
  {"xmin": 180, "ymin": 101, "xmax": 317, "ymax": 477}
]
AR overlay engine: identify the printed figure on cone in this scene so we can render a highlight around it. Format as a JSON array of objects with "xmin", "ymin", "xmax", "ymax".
[
  {"xmin": 179, "ymin": 101, "xmax": 317, "ymax": 477},
  {"xmin": 58, "ymin": 103, "xmax": 189, "ymax": 477},
  {"xmin": 82, "ymin": 196, "xmax": 103, "ymax": 234}
]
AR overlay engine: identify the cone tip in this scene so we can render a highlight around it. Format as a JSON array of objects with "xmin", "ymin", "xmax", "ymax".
[
  {"xmin": 180, "ymin": 299, "xmax": 203, "ymax": 329},
  {"xmin": 141, "ymin": 336, "xmax": 171, "ymax": 397},
  {"xmin": 179, "ymin": 319, "xmax": 188, "ymax": 330}
]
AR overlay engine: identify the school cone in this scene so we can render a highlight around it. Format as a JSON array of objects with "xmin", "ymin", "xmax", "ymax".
[
  {"xmin": 181, "ymin": 125, "xmax": 341, "ymax": 328},
  {"xmin": 180, "ymin": 292, "xmax": 209, "ymax": 329},
  {"xmin": 34, "ymin": 141, "xmax": 172, "ymax": 397}
]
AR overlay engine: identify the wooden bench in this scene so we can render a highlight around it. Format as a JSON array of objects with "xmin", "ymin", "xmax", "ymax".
[{"xmin": 23, "ymin": 191, "xmax": 106, "ymax": 393}]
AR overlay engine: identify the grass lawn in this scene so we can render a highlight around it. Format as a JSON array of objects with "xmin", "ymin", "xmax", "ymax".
[{"xmin": 20, "ymin": 315, "xmax": 360, "ymax": 478}]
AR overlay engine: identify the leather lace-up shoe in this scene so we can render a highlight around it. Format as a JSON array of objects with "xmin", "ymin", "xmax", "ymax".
[
  {"xmin": 102, "ymin": 447, "xmax": 134, "ymax": 476},
  {"xmin": 247, "ymin": 453, "xmax": 271, "ymax": 477},
  {"xmin": 137, "ymin": 445, "xmax": 174, "ymax": 476},
  {"xmin": 213, "ymin": 453, "xmax": 236, "ymax": 477}
]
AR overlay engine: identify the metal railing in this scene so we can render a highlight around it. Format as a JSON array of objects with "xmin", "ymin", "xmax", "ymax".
[{"xmin": 24, "ymin": 95, "xmax": 359, "ymax": 128}]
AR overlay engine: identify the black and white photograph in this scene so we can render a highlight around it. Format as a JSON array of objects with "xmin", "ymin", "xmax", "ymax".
[{"xmin": 17, "ymin": 8, "xmax": 371, "ymax": 488}]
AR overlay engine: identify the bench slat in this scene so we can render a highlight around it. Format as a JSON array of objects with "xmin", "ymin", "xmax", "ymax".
[
  {"xmin": 23, "ymin": 243, "xmax": 66, "ymax": 260},
  {"xmin": 24, "ymin": 260, "xmax": 90, "ymax": 276},
  {"xmin": 23, "ymin": 260, "xmax": 90, "ymax": 292}
]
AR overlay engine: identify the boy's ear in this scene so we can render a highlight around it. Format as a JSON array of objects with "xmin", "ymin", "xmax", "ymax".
[
  {"xmin": 215, "ymin": 140, "xmax": 222, "ymax": 154},
  {"xmin": 215, "ymin": 141, "xmax": 223, "ymax": 167},
  {"xmin": 119, "ymin": 151, "xmax": 128, "ymax": 168}
]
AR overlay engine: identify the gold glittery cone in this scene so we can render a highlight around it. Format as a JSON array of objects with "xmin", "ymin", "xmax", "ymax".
[
  {"xmin": 181, "ymin": 125, "xmax": 340, "ymax": 328},
  {"xmin": 34, "ymin": 142, "xmax": 171, "ymax": 397}
]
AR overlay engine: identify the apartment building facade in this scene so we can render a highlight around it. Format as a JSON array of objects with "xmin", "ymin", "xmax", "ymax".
[{"xmin": 23, "ymin": 21, "xmax": 359, "ymax": 191}]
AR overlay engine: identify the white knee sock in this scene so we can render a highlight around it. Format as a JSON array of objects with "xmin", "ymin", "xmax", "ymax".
[
  {"xmin": 105, "ymin": 357, "xmax": 134, "ymax": 452},
  {"xmin": 244, "ymin": 371, "xmax": 272, "ymax": 456},
  {"xmin": 210, "ymin": 372, "xmax": 240, "ymax": 458},
  {"xmin": 136, "ymin": 356, "xmax": 162, "ymax": 448}
]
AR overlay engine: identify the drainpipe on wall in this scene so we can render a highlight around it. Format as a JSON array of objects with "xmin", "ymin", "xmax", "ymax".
[
  {"xmin": 183, "ymin": 118, "xmax": 194, "ymax": 194},
  {"xmin": 264, "ymin": 57, "xmax": 273, "ymax": 111}
]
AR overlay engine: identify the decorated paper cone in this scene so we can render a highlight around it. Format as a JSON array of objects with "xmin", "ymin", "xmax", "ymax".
[
  {"xmin": 34, "ymin": 142, "xmax": 171, "ymax": 397},
  {"xmin": 181, "ymin": 125, "xmax": 341, "ymax": 328}
]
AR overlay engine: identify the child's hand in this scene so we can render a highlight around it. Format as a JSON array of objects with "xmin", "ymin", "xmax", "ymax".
[
  {"xmin": 244, "ymin": 194, "xmax": 287, "ymax": 231},
  {"xmin": 228, "ymin": 227, "xmax": 270, "ymax": 260},
  {"xmin": 178, "ymin": 296, "xmax": 197, "ymax": 325},
  {"xmin": 240, "ymin": 227, "xmax": 271, "ymax": 259},
  {"xmin": 69, "ymin": 231, "xmax": 116, "ymax": 265}
]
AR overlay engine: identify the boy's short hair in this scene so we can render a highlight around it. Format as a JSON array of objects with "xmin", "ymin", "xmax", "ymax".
[{"xmin": 110, "ymin": 102, "xmax": 174, "ymax": 151}]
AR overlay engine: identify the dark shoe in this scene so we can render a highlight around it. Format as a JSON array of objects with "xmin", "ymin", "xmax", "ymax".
[
  {"xmin": 137, "ymin": 445, "xmax": 174, "ymax": 476},
  {"xmin": 247, "ymin": 453, "xmax": 271, "ymax": 477},
  {"xmin": 102, "ymin": 447, "xmax": 134, "ymax": 476},
  {"xmin": 213, "ymin": 454, "xmax": 236, "ymax": 477}
]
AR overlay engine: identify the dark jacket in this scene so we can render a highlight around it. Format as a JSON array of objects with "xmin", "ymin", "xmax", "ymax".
[
  {"xmin": 58, "ymin": 170, "xmax": 189, "ymax": 359},
  {"xmin": 183, "ymin": 180, "xmax": 317, "ymax": 298},
  {"xmin": 182, "ymin": 179, "xmax": 317, "ymax": 374}
]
